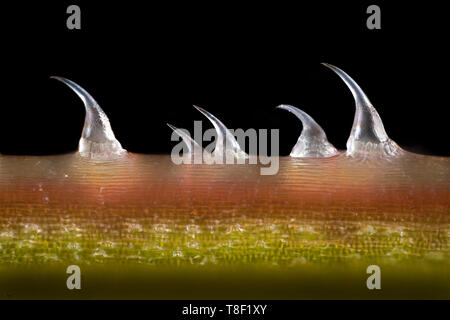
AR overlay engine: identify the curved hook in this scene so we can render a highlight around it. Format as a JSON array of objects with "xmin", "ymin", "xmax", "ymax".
[
  {"xmin": 194, "ymin": 105, "xmax": 248, "ymax": 159},
  {"xmin": 277, "ymin": 105, "xmax": 338, "ymax": 157},
  {"xmin": 51, "ymin": 77, "xmax": 125, "ymax": 159},
  {"xmin": 322, "ymin": 63, "xmax": 402, "ymax": 157}
]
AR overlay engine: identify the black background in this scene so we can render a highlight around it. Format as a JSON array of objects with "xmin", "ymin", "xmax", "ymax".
[
  {"xmin": 2, "ymin": 300, "xmax": 441, "ymax": 319},
  {"xmin": 1, "ymin": 1, "xmax": 448, "ymax": 156}
]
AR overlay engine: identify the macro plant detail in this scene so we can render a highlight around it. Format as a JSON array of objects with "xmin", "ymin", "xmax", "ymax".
[{"xmin": 0, "ymin": 64, "xmax": 448, "ymax": 299}]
